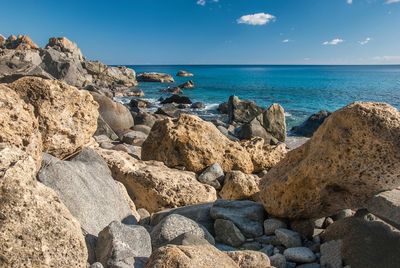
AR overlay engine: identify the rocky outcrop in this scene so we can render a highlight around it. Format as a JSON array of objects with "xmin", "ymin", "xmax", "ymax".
[
  {"xmin": 10, "ymin": 77, "xmax": 98, "ymax": 158},
  {"xmin": 137, "ymin": 72, "xmax": 174, "ymax": 83},
  {"xmin": 46, "ymin": 36, "xmax": 84, "ymax": 60},
  {"xmin": 142, "ymin": 114, "xmax": 255, "ymax": 173},
  {"xmin": 145, "ymin": 245, "xmax": 239, "ymax": 268},
  {"xmin": 96, "ymin": 148, "xmax": 217, "ymax": 213},
  {"xmin": 160, "ymin": 94, "xmax": 192, "ymax": 104},
  {"xmin": 176, "ymin": 70, "xmax": 194, "ymax": 77},
  {"xmin": 0, "ymin": 146, "xmax": 87, "ymax": 267},
  {"xmin": 260, "ymin": 102, "xmax": 400, "ymax": 219},
  {"xmin": 262, "ymin": 104, "xmax": 286, "ymax": 142},
  {"xmin": 219, "ymin": 171, "xmax": 261, "ymax": 200},
  {"xmin": 228, "ymin": 95, "xmax": 263, "ymax": 124},
  {"xmin": 91, "ymin": 92, "xmax": 134, "ymax": 135},
  {"xmin": 4, "ymin": 34, "xmax": 39, "ymax": 50},
  {"xmin": 291, "ymin": 110, "xmax": 331, "ymax": 137},
  {"xmin": 0, "ymin": 84, "xmax": 43, "ymax": 167}
]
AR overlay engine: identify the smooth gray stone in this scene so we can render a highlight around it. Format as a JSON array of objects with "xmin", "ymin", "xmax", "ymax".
[
  {"xmin": 214, "ymin": 219, "xmax": 245, "ymax": 247},
  {"xmin": 284, "ymin": 247, "xmax": 317, "ymax": 263},
  {"xmin": 275, "ymin": 228, "xmax": 302, "ymax": 248}
]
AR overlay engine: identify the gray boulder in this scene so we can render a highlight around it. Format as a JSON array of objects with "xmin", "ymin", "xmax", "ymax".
[
  {"xmin": 96, "ymin": 221, "xmax": 151, "ymax": 268},
  {"xmin": 320, "ymin": 240, "xmax": 343, "ymax": 268},
  {"xmin": 262, "ymin": 103, "xmax": 286, "ymax": 142},
  {"xmin": 366, "ymin": 189, "xmax": 400, "ymax": 229},
  {"xmin": 284, "ymin": 247, "xmax": 316, "ymax": 263},
  {"xmin": 275, "ymin": 228, "xmax": 302, "ymax": 248},
  {"xmin": 169, "ymin": 232, "xmax": 211, "ymax": 246},
  {"xmin": 264, "ymin": 218, "xmax": 287, "ymax": 235},
  {"xmin": 214, "ymin": 219, "xmax": 246, "ymax": 247},
  {"xmin": 198, "ymin": 163, "xmax": 225, "ymax": 190},
  {"xmin": 228, "ymin": 95, "xmax": 263, "ymax": 124},
  {"xmin": 291, "ymin": 110, "xmax": 331, "ymax": 137}
]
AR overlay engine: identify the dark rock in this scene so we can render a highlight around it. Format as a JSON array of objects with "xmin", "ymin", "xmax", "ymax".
[
  {"xmin": 228, "ymin": 95, "xmax": 263, "ymax": 124},
  {"xmin": 160, "ymin": 94, "xmax": 192, "ymax": 105},
  {"xmin": 178, "ymin": 80, "xmax": 194, "ymax": 89},
  {"xmin": 169, "ymin": 232, "xmax": 211, "ymax": 246},
  {"xmin": 134, "ymin": 111, "xmax": 157, "ymax": 128},
  {"xmin": 236, "ymin": 115, "xmax": 278, "ymax": 145},
  {"xmin": 264, "ymin": 218, "xmax": 287, "ymax": 235},
  {"xmin": 96, "ymin": 221, "xmax": 151, "ymax": 268},
  {"xmin": 129, "ymin": 98, "xmax": 151, "ymax": 110},
  {"xmin": 270, "ymin": 253, "xmax": 286, "ymax": 268},
  {"xmin": 191, "ymin": 102, "xmax": 205, "ymax": 109},
  {"xmin": 320, "ymin": 240, "xmax": 342, "ymax": 268},
  {"xmin": 137, "ymin": 72, "xmax": 174, "ymax": 83},
  {"xmin": 284, "ymin": 247, "xmax": 317, "ymax": 263},
  {"xmin": 218, "ymin": 102, "xmax": 229, "ymax": 114},
  {"xmin": 198, "ymin": 163, "xmax": 224, "ymax": 190},
  {"xmin": 291, "ymin": 110, "xmax": 331, "ymax": 137},
  {"xmin": 155, "ymin": 104, "xmax": 181, "ymax": 117},
  {"xmin": 275, "ymin": 228, "xmax": 302, "ymax": 248},
  {"xmin": 214, "ymin": 219, "xmax": 246, "ymax": 247}
]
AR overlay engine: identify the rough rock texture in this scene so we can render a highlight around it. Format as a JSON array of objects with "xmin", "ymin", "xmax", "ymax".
[
  {"xmin": 96, "ymin": 221, "xmax": 151, "ymax": 268},
  {"xmin": 142, "ymin": 114, "xmax": 256, "ymax": 173},
  {"xmin": 214, "ymin": 219, "xmax": 246, "ymax": 247},
  {"xmin": 160, "ymin": 94, "xmax": 192, "ymax": 104},
  {"xmin": 226, "ymin": 251, "xmax": 271, "ymax": 268},
  {"xmin": 366, "ymin": 189, "xmax": 400, "ymax": 228},
  {"xmin": 38, "ymin": 148, "xmax": 135, "ymax": 237},
  {"xmin": 116, "ymin": 181, "xmax": 141, "ymax": 222},
  {"xmin": 283, "ymin": 247, "xmax": 316, "ymax": 263},
  {"xmin": 198, "ymin": 163, "xmax": 225, "ymax": 190},
  {"xmin": 322, "ymin": 217, "xmax": 400, "ymax": 268},
  {"xmin": 0, "ymin": 84, "xmax": 42, "ymax": 167},
  {"xmin": 10, "ymin": 77, "xmax": 98, "ymax": 158},
  {"xmin": 219, "ymin": 171, "xmax": 261, "ymax": 200},
  {"xmin": 91, "ymin": 92, "xmax": 134, "ymax": 134},
  {"xmin": 320, "ymin": 240, "xmax": 343, "ymax": 268},
  {"xmin": 150, "ymin": 214, "xmax": 215, "ymax": 249},
  {"xmin": 4, "ymin": 34, "xmax": 39, "ymax": 50},
  {"xmin": 262, "ymin": 103, "xmax": 286, "ymax": 142},
  {"xmin": 228, "ymin": 95, "xmax": 263, "ymax": 124},
  {"xmin": 96, "ymin": 148, "xmax": 217, "ymax": 213},
  {"xmin": 168, "ymin": 233, "xmax": 211, "ymax": 246},
  {"xmin": 291, "ymin": 110, "xmax": 331, "ymax": 137},
  {"xmin": 0, "ymin": 146, "xmax": 87, "ymax": 267},
  {"xmin": 260, "ymin": 102, "xmax": 400, "ymax": 219},
  {"xmin": 137, "ymin": 72, "xmax": 174, "ymax": 83},
  {"xmin": 145, "ymin": 245, "xmax": 239, "ymax": 268},
  {"xmin": 237, "ymin": 115, "xmax": 278, "ymax": 145}
]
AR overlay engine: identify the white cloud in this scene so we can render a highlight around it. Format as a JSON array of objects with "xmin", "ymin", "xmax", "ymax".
[
  {"xmin": 197, "ymin": 0, "xmax": 218, "ymax": 6},
  {"xmin": 347, "ymin": 0, "xmax": 353, "ymax": 4},
  {"xmin": 323, "ymin": 38, "xmax": 344, "ymax": 45},
  {"xmin": 373, "ymin": 56, "xmax": 400, "ymax": 63},
  {"xmin": 386, "ymin": 0, "xmax": 400, "ymax": 4},
  {"xmin": 237, "ymin": 13, "xmax": 276, "ymax": 26},
  {"xmin": 282, "ymin": 39, "xmax": 290, "ymax": 43},
  {"xmin": 358, "ymin": 37, "xmax": 371, "ymax": 45}
]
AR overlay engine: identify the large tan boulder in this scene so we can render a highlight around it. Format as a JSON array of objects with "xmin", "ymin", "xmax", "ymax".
[
  {"xmin": 142, "ymin": 114, "xmax": 255, "ymax": 173},
  {"xmin": 0, "ymin": 146, "xmax": 87, "ymax": 267},
  {"xmin": 0, "ymin": 84, "xmax": 42, "ymax": 167},
  {"xmin": 220, "ymin": 171, "xmax": 261, "ymax": 200},
  {"xmin": 10, "ymin": 77, "xmax": 98, "ymax": 159},
  {"xmin": 145, "ymin": 244, "xmax": 239, "ymax": 268},
  {"xmin": 260, "ymin": 102, "xmax": 400, "ymax": 219},
  {"xmin": 96, "ymin": 148, "xmax": 217, "ymax": 213}
]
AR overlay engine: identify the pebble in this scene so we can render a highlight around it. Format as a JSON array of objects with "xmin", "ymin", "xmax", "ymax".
[{"xmin": 284, "ymin": 247, "xmax": 317, "ymax": 263}]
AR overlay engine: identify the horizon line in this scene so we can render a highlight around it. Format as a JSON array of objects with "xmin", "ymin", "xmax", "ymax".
[{"xmin": 113, "ymin": 63, "xmax": 400, "ymax": 67}]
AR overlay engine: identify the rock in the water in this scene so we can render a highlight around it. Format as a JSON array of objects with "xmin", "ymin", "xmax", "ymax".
[
  {"xmin": 178, "ymin": 80, "xmax": 195, "ymax": 89},
  {"xmin": 226, "ymin": 251, "xmax": 271, "ymax": 268},
  {"xmin": 283, "ymin": 247, "xmax": 316, "ymax": 263},
  {"xmin": 214, "ymin": 219, "xmax": 246, "ymax": 247},
  {"xmin": 322, "ymin": 217, "xmax": 400, "ymax": 268},
  {"xmin": 130, "ymin": 98, "xmax": 151, "ymax": 110},
  {"xmin": 10, "ymin": 77, "xmax": 98, "ymax": 158},
  {"xmin": 228, "ymin": 95, "xmax": 263, "ymax": 124},
  {"xmin": 145, "ymin": 244, "xmax": 239, "ymax": 268},
  {"xmin": 210, "ymin": 200, "xmax": 266, "ymax": 238},
  {"xmin": 0, "ymin": 84, "xmax": 42, "ymax": 168},
  {"xmin": 150, "ymin": 214, "xmax": 215, "ymax": 249},
  {"xmin": 264, "ymin": 219, "xmax": 287, "ymax": 235},
  {"xmin": 191, "ymin": 101, "xmax": 205, "ymax": 109},
  {"xmin": 198, "ymin": 163, "xmax": 225, "ymax": 190},
  {"xmin": 320, "ymin": 240, "xmax": 342, "ymax": 268},
  {"xmin": 91, "ymin": 92, "xmax": 134, "ymax": 135},
  {"xmin": 96, "ymin": 221, "xmax": 151, "ymax": 268},
  {"xmin": 160, "ymin": 94, "xmax": 192, "ymax": 104},
  {"xmin": 219, "ymin": 171, "xmax": 261, "ymax": 200},
  {"xmin": 137, "ymin": 72, "xmax": 174, "ymax": 83},
  {"xmin": 366, "ymin": 189, "xmax": 400, "ymax": 228},
  {"xmin": 177, "ymin": 70, "xmax": 194, "ymax": 77},
  {"xmin": 142, "ymin": 114, "xmax": 256, "ymax": 173},
  {"xmin": 96, "ymin": 149, "xmax": 217, "ymax": 213},
  {"xmin": 218, "ymin": 102, "xmax": 229, "ymax": 114},
  {"xmin": 260, "ymin": 102, "xmax": 400, "ymax": 219},
  {"xmin": 275, "ymin": 228, "xmax": 302, "ymax": 248},
  {"xmin": 38, "ymin": 148, "xmax": 135, "ymax": 237},
  {"xmin": 262, "ymin": 103, "xmax": 286, "ymax": 142},
  {"xmin": 0, "ymin": 146, "xmax": 87, "ymax": 267},
  {"xmin": 291, "ymin": 110, "xmax": 331, "ymax": 137}
]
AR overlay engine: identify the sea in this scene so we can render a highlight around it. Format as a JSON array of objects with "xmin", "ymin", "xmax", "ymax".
[{"xmin": 122, "ymin": 65, "xmax": 400, "ymax": 130}]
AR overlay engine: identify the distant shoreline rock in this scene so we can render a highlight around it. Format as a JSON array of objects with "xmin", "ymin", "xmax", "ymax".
[{"xmin": 176, "ymin": 70, "xmax": 194, "ymax": 77}]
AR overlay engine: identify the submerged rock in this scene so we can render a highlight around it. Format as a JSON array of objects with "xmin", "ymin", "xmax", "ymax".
[
  {"xmin": 260, "ymin": 102, "xmax": 400, "ymax": 219},
  {"xmin": 137, "ymin": 72, "xmax": 174, "ymax": 83},
  {"xmin": 291, "ymin": 110, "xmax": 331, "ymax": 137}
]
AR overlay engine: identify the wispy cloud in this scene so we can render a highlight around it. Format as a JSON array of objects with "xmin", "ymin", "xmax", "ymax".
[
  {"xmin": 196, "ymin": 0, "xmax": 218, "ymax": 6},
  {"xmin": 358, "ymin": 37, "xmax": 371, "ymax": 45},
  {"xmin": 347, "ymin": 0, "xmax": 353, "ymax": 4},
  {"xmin": 323, "ymin": 38, "xmax": 344, "ymax": 45},
  {"xmin": 282, "ymin": 39, "xmax": 291, "ymax": 43},
  {"xmin": 386, "ymin": 0, "xmax": 400, "ymax": 4},
  {"xmin": 373, "ymin": 56, "xmax": 400, "ymax": 63},
  {"xmin": 237, "ymin": 13, "xmax": 276, "ymax": 26}
]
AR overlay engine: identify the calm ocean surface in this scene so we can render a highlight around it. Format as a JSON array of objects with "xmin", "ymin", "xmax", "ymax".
[{"xmin": 125, "ymin": 65, "xmax": 400, "ymax": 128}]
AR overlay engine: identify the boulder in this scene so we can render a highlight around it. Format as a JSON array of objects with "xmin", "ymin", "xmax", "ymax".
[
  {"xmin": 264, "ymin": 218, "xmax": 287, "ymax": 235},
  {"xmin": 130, "ymin": 98, "xmax": 151, "ymax": 110},
  {"xmin": 198, "ymin": 163, "xmax": 225, "ymax": 190},
  {"xmin": 214, "ymin": 219, "xmax": 246, "ymax": 247},
  {"xmin": 191, "ymin": 102, "xmax": 205, "ymax": 109},
  {"xmin": 150, "ymin": 214, "xmax": 215, "ymax": 249},
  {"xmin": 10, "ymin": 77, "xmax": 98, "ymax": 158},
  {"xmin": 155, "ymin": 104, "xmax": 181, "ymax": 118},
  {"xmin": 0, "ymin": 84, "xmax": 42, "ymax": 168},
  {"xmin": 178, "ymin": 80, "xmax": 195, "ymax": 89},
  {"xmin": 262, "ymin": 103, "xmax": 286, "ymax": 142},
  {"xmin": 94, "ymin": 115, "xmax": 119, "ymax": 141},
  {"xmin": 168, "ymin": 233, "xmax": 211, "ymax": 246},
  {"xmin": 260, "ymin": 102, "xmax": 400, "ymax": 219},
  {"xmin": 210, "ymin": 200, "xmax": 266, "ymax": 238},
  {"xmin": 0, "ymin": 34, "xmax": 5, "ymax": 47},
  {"xmin": 46, "ymin": 36, "xmax": 84, "ymax": 59},
  {"xmin": 38, "ymin": 148, "xmax": 135, "ymax": 237},
  {"xmin": 4, "ymin": 34, "xmax": 39, "ymax": 50},
  {"xmin": 90, "ymin": 92, "xmax": 134, "ymax": 134},
  {"xmin": 96, "ymin": 221, "xmax": 151, "ymax": 268},
  {"xmin": 322, "ymin": 217, "xmax": 400, "ymax": 268},
  {"xmin": 218, "ymin": 102, "xmax": 229, "ymax": 114},
  {"xmin": 291, "ymin": 110, "xmax": 331, "ymax": 137},
  {"xmin": 0, "ymin": 146, "xmax": 87, "ymax": 267},
  {"xmin": 137, "ymin": 72, "xmax": 174, "ymax": 83},
  {"xmin": 121, "ymin": 130, "xmax": 148, "ymax": 146},
  {"xmin": 269, "ymin": 253, "xmax": 286, "ymax": 268},
  {"xmin": 142, "ymin": 114, "xmax": 255, "ymax": 173},
  {"xmin": 366, "ymin": 189, "xmax": 400, "ymax": 228},
  {"xmin": 237, "ymin": 115, "xmax": 278, "ymax": 145},
  {"xmin": 228, "ymin": 95, "xmax": 263, "ymax": 124},
  {"xmin": 219, "ymin": 171, "xmax": 261, "ymax": 200},
  {"xmin": 124, "ymin": 88, "xmax": 144, "ymax": 97},
  {"xmin": 160, "ymin": 94, "xmax": 192, "ymax": 105},
  {"xmin": 283, "ymin": 248, "xmax": 316, "ymax": 263},
  {"xmin": 145, "ymin": 244, "xmax": 239, "ymax": 268},
  {"xmin": 275, "ymin": 228, "xmax": 302, "ymax": 248},
  {"xmin": 226, "ymin": 251, "xmax": 271, "ymax": 268},
  {"xmin": 96, "ymin": 148, "xmax": 217, "ymax": 213},
  {"xmin": 133, "ymin": 124, "xmax": 152, "ymax": 135},
  {"xmin": 176, "ymin": 70, "xmax": 194, "ymax": 77},
  {"xmin": 320, "ymin": 240, "xmax": 343, "ymax": 268},
  {"xmin": 116, "ymin": 181, "xmax": 141, "ymax": 221}
]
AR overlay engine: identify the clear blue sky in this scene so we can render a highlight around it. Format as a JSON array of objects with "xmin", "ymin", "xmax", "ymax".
[{"xmin": 1, "ymin": 0, "xmax": 399, "ymax": 64}]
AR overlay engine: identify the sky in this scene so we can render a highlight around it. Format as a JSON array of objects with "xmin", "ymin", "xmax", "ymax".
[{"xmin": 1, "ymin": 0, "xmax": 399, "ymax": 65}]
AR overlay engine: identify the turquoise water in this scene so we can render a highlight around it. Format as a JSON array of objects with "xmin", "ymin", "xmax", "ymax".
[{"xmin": 126, "ymin": 65, "xmax": 400, "ymax": 128}]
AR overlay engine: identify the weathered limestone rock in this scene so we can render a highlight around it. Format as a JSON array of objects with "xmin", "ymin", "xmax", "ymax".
[
  {"xmin": 96, "ymin": 148, "xmax": 217, "ymax": 213},
  {"xmin": 137, "ymin": 72, "xmax": 174, "ymax": 83},
  {"xmin": 260, "ymin": 102, "xmax": 400, "ymax": 219},
  {"xmin": 0, "ymin": 146, "xmax": 87, "ymax": 267},
  {"xmin": 0, "ymin": 84, "xmax": 42, "ymax": 167},
  {"xmin": 366, "ymin": 189, "xmax": 400, "ymax": 228},
  {"xmin": 228, "ymin": 95, "xmax": 263, "ymax": 124},
  {"xmin": 142, "ymin": 114, "xmax": 255, "ymax": 173},
  {"xmin": 226, "ymin": 251, "xmax": 271, "ymax": 268},
  {"xmin": 10, "ymin": 77, "xmax": 98, "ymax": 159},
  {"xmin": 219, "ymin": 171, "xmax": 261, "ymax": 200},
  {"xmin": 145, "ymin": 245, "xmax": 239, "ymax": 268},
  {"xmin": 262, "ymin": 103, "xmax": 286, "ymax": 142}
]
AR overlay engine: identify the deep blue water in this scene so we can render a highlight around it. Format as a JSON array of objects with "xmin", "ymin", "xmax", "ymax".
[{"xmin": 124, "ymin": 65, "xmax": 400, "ymax": 128}]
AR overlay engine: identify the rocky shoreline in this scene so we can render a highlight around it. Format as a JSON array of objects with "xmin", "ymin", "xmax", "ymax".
[{"xmin": 1, "ymin": 35, "xmax": 400, "ymax": 268}]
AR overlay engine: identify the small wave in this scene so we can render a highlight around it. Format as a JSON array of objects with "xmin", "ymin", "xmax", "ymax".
[
  {"xmin": 204, "ymin": 103, "xmax": 220, "ymax": 111},
  {"xmin": 285, "ymin": 112, "xmax": 292, "ymax": 117}
]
